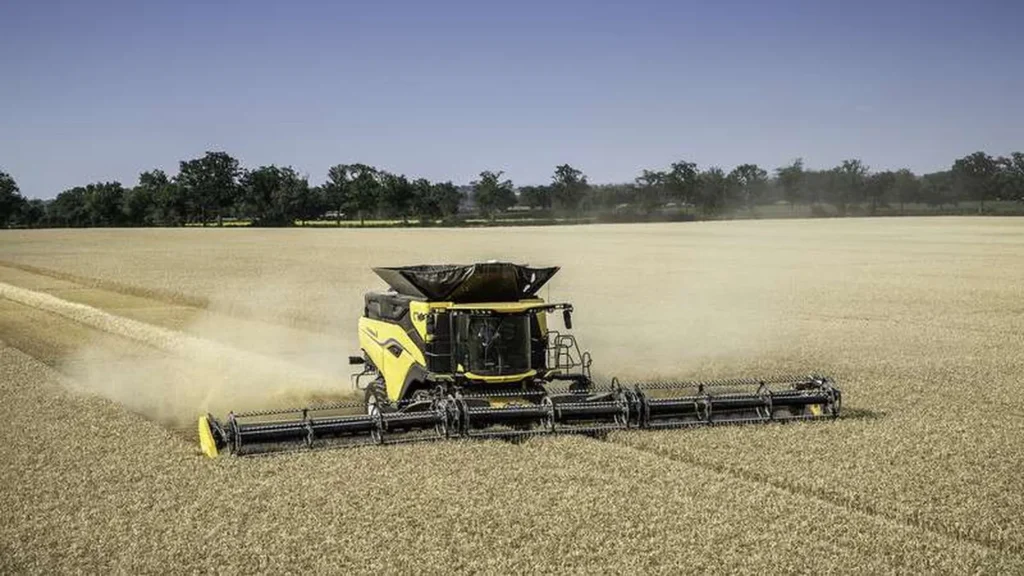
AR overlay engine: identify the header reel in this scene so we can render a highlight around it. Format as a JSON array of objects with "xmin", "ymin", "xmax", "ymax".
[{"xmin": 199, "ymin": 375, "xmax": 840, "ymax": 457}]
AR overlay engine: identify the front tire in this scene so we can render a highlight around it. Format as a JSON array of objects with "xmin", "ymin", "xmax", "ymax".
[{"xmin": 364, "ymin": 379, "xmax": 395, "ymax": 415}]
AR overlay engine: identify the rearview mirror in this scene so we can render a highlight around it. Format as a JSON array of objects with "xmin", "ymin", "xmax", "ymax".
[
  {"xmin": 349, "ymin": 356, "xmax": 365, "ymax": 365},
  {"xmin": 562, "ymin": 309, "xmax": 573, "ymax": 330}
]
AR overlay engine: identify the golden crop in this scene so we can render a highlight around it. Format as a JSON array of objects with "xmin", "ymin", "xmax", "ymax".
[{"xmin": 1, "ymin": 217, "xmax": 1022, "ymax": 573}]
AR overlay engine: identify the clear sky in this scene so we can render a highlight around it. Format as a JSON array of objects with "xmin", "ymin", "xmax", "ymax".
[{"xmin": 1, "ymin": 0, "xmax": 1021, "ymax": 198}]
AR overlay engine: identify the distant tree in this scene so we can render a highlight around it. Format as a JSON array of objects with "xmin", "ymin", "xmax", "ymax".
[
  {"xmin": 146, "ymin": 170, "xmax": 187, "ymax": 226},
  {"xmin": 123, "ymin": 169, "xmax": 175, "ymax": 226},
  {"xmin": 19, "ymin": 199, "xmax": 46, "ymax": 227},
  {"xmin": 240, "ymin": 165, "xmax": 310, "ymax": 226},
  {"xmin": 411, "ymin": 178, "xmax": 441, "ymax": 221},
  {"xmin": 24, "ymin": 148, "xmax": 1024, "ymax": 228},
  {"xmin": 775, "ymin": 159, "xmax": 805, "ymax": 209},
  {"xmin": 280, "ymin": 169, "xmax": 313, "ymax": 224},
  {"xmin": 996, "ymin": 152, "xmax": 1024, "ymax": 202},
  {"xmin": 0, "ymin": 170, "xmax": 27, "ymax": 228},
  {"xmin": 47, "ymin": 182, "xmax": 124, "ymax": 227},
  {"xmin": 83, "ymin": 182, "xmax": 126, "ymax": 226},
  {"xmin": 952, "ymin": 151, "xmax": 999, "ymax": 213},
  {"xmin": 321, "ymin": 163, "xmax": 383, "ymax": 225},
  {"xmin": 830, "ymin": 159, "xmax": 868, "ymax": 215},
  {"xmin": 240, "ymin": 165, "xmax": 279, "ymax": 224},
  {"xmin": 590, "ymin": 183, "xmax": 634, "ymax": 211},
  {"xmin": 892, "ymin": 169, "xmax": 920, "ymax": 214},
  {"xmin": 551, "ymin": 164, "xmax": 589, "ymax": 213},
  {"xmin": 518, "ymin": 185, "xmax": 553, "ymax": 210},
  {"xmin": 349, "ymin": 164, "xmax": 382, "ymax": 225},
  {"xmin": 921, "ymin": 171, "xmax": 955, "ymax": 208},
  {"xmin": 323, "ymin": 164, "xmax": 354, "ymax": 225},
  {"xmin": 472, "ymin": 170, "xmax": 516, "ymax": 218},
  {"xmin": 634, "ymin": 169, "xmax": 667, "ymax": 214},
  {"xmin": 728, "ymin": 163, "xmax": 768, "ymax": 212},
  {"xmin": 176, "ymin": 151, "xmax": 242, "ymax": 225},
  {"xmin": 864, "ymin": 170, "xmax": 896, "ymax": 215},
  {"xmin": 1013, "ymin": 152, "xmax": 1024, "ymax": 202},
  {"xmin": 122, "ymin": 184, "xmax": 154, "ymax": 226},
  {"xmin": 665, "ymin": 161, "xmax": 700, "ymax": 208},
  {"xmin": 697, "ymin": 167, "xmax": 730, "ymax": 215},
  {"xmin": 379, "ymin": 172, "xmax": 416, "ymax": 222},
  {"xmin": 433, "ymin": 181, "xmax": 464, "ymax": 220},
  {"xmin": 295, "ymin": 185, "xmax": 327, "ymax": 225},
  {"xmin": 410, "ymin": 179, "xmax": 463, "ymax": 222},
  {"xmin": 800, "ymin": 168, "xmax": 830, "ymax": 207},
  {"xmin": 50, "ymin": 187, "xmax": 88, "ymax": 226}
]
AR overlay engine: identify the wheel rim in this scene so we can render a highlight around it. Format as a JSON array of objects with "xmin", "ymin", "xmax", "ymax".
[
  {"xmin": 368, "ymin": 403, "xmax": 383, "ymax": 444},
  {"xmin": 541, "ymin": 396, "xmax": 556, "ymax": 432}
]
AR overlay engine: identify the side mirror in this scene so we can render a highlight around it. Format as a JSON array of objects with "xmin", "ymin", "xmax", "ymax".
[
  {"xmin": 562, "ymin": 309, "xmax": 573, "ymax": 330},
  {"xmin": 349, "ymin": 356, "xmax": 365, "ymax": 365}
]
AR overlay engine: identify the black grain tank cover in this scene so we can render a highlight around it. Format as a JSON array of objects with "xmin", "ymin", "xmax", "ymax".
[{"xmin": 372, "ymin": 262, "xmax": 559, "ymax": 303}]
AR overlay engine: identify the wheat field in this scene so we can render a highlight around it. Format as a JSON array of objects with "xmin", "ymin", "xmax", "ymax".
[{"xmin": 1, "ymin": 217, "xmax": 1023, "ymax": 573}]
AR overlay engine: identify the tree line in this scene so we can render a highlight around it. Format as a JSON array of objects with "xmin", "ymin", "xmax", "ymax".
[{"xmin": 1, "ymin": 150, "xmax": 1023, "ymax": 228}]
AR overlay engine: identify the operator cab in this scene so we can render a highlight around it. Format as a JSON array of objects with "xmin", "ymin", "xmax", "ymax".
[
  {"xmin": 439, "ymin": 303, "xmax": 586, "ymax": 384},
  {"xmin": 454, "ymin": 312, "xmax": 531, "ymax": 376}
]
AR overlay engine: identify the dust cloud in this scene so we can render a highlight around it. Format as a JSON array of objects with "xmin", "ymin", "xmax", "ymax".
[{"xmin": 0, "ymin": 280, "xmax": 360, "ymax": 428}]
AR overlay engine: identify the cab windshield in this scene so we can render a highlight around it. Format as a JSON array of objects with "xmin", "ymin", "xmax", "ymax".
[{"xmin": 455, "ymin": 314, "xmax": 530, "ymax": 376}]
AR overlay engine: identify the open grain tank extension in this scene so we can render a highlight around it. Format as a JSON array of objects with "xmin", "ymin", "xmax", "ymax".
[{"xmin": 198, "ymin": 262, "xmax": 841, "ymax": 456}]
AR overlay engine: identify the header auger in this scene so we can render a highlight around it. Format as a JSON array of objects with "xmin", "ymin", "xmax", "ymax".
[{"xmin": 198, "ymin": 262, "xmax": 840, "ymax": 457}]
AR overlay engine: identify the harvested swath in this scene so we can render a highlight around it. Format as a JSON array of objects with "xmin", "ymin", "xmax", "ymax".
[
  {"xmin": 0, "ymin": 281, "xmax": 330, "ymax": 385},
  {"xmin": 0, "ymin": 258, "xmax": 211, "ymax": 308},
  {"xmin": 1, "ymin": 345, "xmax": 1020, "ymax": 574},
  {"xmin": 0, "ymin": 280, "xmax": 346, "ymax": 424}
]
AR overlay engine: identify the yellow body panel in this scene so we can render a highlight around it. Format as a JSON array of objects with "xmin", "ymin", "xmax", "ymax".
[
  {"xmin": 464, "ymin": 370, "xmax": 538, "ymax": 383},
  {"xmin": 198, "ymin": 415, "xmax": 219, "ymax": 458},
  {"xmin": 410, "ymin": 300, "xmax": 430, "ymax": 340},
  {"xmin": 410, "ymin": 300, "xmax": 548, "ymax": 336},
  {"xmin": 410, "ymin": 300, "xmax": 448, "ymax": 342},
  {"xmin": 448, "ymin": 299, "xmax": 546, "ymax": 313},
  {"xmin": 358, "ymin": 317, "xmax": 428, "ymax": 401}
]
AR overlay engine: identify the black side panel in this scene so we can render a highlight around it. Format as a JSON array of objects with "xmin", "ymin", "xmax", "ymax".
[
  {"xmin": 379, "ymin": 293, "xmax": 411, "ymax": 321},
  {"xmin": 425, "ymin": 312, "xmax": 452, "ymax": 373},
  {"xmin": 399, "ymin": 363, "xmax": 431, "ymax": 400},
  {"xmin": 529, "ymin": 314, "xmax": 546, "ymax": 371}
]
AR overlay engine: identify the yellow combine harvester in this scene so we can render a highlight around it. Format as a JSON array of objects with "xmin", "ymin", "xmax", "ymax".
[{"xmin": 198, "ymin": 262, "xmax": 841, "ymax": 456}]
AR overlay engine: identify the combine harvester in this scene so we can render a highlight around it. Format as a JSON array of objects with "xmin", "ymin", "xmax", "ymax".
[{"xmin": 198, "ymin": 262, "xmax": 841, "ymax": 457}]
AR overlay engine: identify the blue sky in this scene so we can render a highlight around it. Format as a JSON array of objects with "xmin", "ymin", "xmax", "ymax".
[{"xmin": 1, "ymin": 0, "xmax": 1021, "ymax": 198}]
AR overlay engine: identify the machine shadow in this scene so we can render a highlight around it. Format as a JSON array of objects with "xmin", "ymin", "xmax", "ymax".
[{"xmin": 840, "ymin": 407, "xmax": 886, "ymax": 421}]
